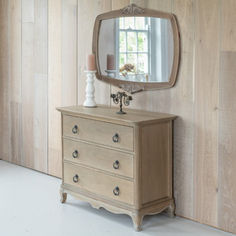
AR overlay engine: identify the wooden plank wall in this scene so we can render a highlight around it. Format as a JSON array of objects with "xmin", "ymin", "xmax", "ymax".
[
  {"xmin": 0, "ymin": 0, "xmax": 77, "ymax": 177},
  {"xmin": 75, "ymin": 0, "xmax": 236, "ymax": 234},
  {"xmin": 1, "ymin": 0, "xmax": 236, "ymax": 234}
]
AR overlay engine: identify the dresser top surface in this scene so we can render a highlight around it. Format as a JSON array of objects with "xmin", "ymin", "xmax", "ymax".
[{"xmin": 57, "ymin": 105, "xmax": 176, "ymax": 125}]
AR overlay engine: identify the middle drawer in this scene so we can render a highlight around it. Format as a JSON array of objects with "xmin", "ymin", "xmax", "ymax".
[{"xmin": 63, "ymin": 138, "xmax": 134, "ymax": 178}]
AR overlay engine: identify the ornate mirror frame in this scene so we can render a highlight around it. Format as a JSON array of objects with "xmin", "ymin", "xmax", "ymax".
[{"xmin": 92, "ymin": 4, "xmax": 180, "ymax": 94}]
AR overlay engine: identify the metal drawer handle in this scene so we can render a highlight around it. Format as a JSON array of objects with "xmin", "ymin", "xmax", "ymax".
[
  {"xmin": 113, "ymin": 186, "xmax": 120, "ymax": 196},
  {"xmin": 73, "ymin": 174, "xmax": 79, "ymax": 183},
  {"xmin": 113, "ymin": 160, "xmax": 120, "ymax": 169},
  {"xmin": 72, "ymin": 125, "xmax": 78, "ymax": 134},
  {"xmin": 72, "ymin": 150, "xmax": 78, "ymax": 158},
  {"xmin": 112, "ymin": 133, "xmax": 119, "ymax": 143}
]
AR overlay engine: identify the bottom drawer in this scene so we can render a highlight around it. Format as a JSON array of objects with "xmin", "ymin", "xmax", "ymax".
[{"xmin": 64, "ymin": 162, "xmax": 134, "ymax": 205}]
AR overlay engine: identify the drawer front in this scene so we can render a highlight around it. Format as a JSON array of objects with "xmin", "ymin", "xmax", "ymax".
[
  {"xmin": 63, "ymin": 115, "xmax": 133, "ymax": 151},
  {"xmin": 64, "ymin": 162, "xmax": 134, "ymax": 205},
  {"xmin": 63, "ymin": 138, "xmax": 133, "ymax": 178}
]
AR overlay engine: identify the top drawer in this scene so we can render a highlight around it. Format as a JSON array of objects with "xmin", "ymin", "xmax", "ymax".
[{"xmin": 63, "ymin": 115, "xmax": 134, "ymax": 151}]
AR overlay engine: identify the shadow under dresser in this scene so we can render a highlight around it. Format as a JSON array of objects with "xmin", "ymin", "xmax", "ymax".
[{"xmin": 57, "ymin": 105, "xmax": 176, "ymax": 231}]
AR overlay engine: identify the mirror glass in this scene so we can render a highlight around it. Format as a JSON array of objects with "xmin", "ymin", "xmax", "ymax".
[{"xmin": 98, "ymin": 17, "xmax": 174, "ymax": 83}]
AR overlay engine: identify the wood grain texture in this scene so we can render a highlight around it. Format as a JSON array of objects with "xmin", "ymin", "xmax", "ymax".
[
  {"xmin": 8, "ymin": 0, "xmax": 22, "ymax": 165},
  {"xmin": 63, "ymin": 138, "xmax": 134, "ymax": 178},
  {"xmin": 64, "ymin": 161, "xmax": 134, "ymax": 205},
  {"xmin": 57, "ymin": 105, "xmax": 176, "ymax": 125},
  {"xmin": 21, "ymin": 2, "xmax": 35, "ymax": 169},
  {"xmin": 141, "ymin": 122, "xmax": 172, "ymax": 204},
  {"xmin": 48, "ymin": 0, "xmax": 62, "ymax": 177},
  {"xmin": 21, "ymin": 0, "xmax": 48, "ymax": 172},
  {"xmin": 62, "ymin": 0, "xmax": 77, "ymax": 106},
  {"xmin": 77, "ymin": 0, "xmax": 112, "ymax": 106},
  {"xmin": 60, "ymin": 106, "xmax": 175, "ymax": 230},
  {"xmin": 33, "ymin": 0, "xmax": 48, "ymax": 172},
  {"xmin": 0, "ymin": 0, "xmax": 10, "ymax": 161},
  {"xmin": 218, "ymin": 52, "xmax": 236, "ymax": 233},
  {"xmin": 111, "ymin": 0, "xmax": 130, "ymax": 10},
  {"xmin": 193, "ymin": 0, "xmax": 219, "ymax": 226},
  {"xmin": 1, "ymin": 0, "xmax": 236, "ymax": 233},
  {"xmin": 130, "ymin": 0, "xmax": 147, "ymax": 8},
  {"xmin": 171, "ymin": 0, "xmax": 194, "ymax": 220},
  {"xmin": 0, "ymin": 0, "xmax": 48, "ymax": 172},
  {"xmin": 220, "ymin": 0, "xmax": 236, "ymax": 51},
  {"xmin": 63, "ymin": 115, "xmax": 134, "ymax": 151},
  {"xmin": 147, "ymin": 0, "xmax": 172, "ymax": 12},
  {"xmin": 89, "ymin": 0, "xmax": 236, "ymax": 233}
]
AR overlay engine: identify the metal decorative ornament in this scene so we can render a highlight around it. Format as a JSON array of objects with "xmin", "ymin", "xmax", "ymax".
[{"xmin": 111, "ymin": 92, "xmax": 132, "ymax": 114}]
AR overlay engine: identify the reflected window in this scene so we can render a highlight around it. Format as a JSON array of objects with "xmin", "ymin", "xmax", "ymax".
[{"xmin": 117, "ymin": 17, "xmax": 150, "ymax": 76}]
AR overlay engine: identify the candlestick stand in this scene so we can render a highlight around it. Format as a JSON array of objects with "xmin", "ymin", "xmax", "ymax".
[
  {"xmin": 111, "ymin": 92, "xmax": 132, "ymax": 114},
  {"xmin": 105, "ymin": 69, "xmax": 116, "ymax": 78},
  {"xmin": 83, "ymin": 70, "xmax": 97, "ymax": 107}
]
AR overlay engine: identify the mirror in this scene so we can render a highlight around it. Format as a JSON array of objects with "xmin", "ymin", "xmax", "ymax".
[
  {"xmin": 99, "ymin": 17, "xmax": 173, "ymax": 83},
  {"xmin": 93, "ymin": 4, "xmax": 180, "ymax": 93}
]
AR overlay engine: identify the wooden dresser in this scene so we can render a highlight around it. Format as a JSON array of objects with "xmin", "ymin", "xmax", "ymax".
[{"xmin": 57, "ymin": 105, "xmax": 176, "ymax": 231}]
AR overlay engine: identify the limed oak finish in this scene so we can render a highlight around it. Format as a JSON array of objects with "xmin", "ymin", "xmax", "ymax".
[{"xmin": 57, "ymin": 105, "xmax": 176, "ymax": 231}]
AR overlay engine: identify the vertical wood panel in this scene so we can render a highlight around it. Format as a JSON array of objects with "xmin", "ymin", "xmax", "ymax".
[
  {"xmin": 21, "ymin": 1, "xmax": 35, "ymax": 168},
  {"xmin": 21, "ymin": 0, "xmax": 48, "ymax": 172},
  {"xmin": 0, "ymin": 0, "xmax": 10, "ymax": 161},
  {"xmin": 33, "ymin": 0, "xmax": 48, "ymax": 172},
  {"xmin": 111, "ymin": 0, "xmax": 130, "ymax": 11},
  {"xmin": 48, "ymin": 0, "xmax": 62, "ymax": 177},
  {"xmin": 62, "ymin": 0, "xmax": 77, "ymax": 106},
  {"xmin": 8, "ymin": 0, "xmax": 22, "ymax": 165},
  {"xmin": 221, "ymin": 0, "xmax": 236, "ymax": 51},
  {"xmin": 193, "ymin": 0, "xmax": 219, "ymax": 226},
  {"xmin": 130, "ymin": 0, "xmax": 146, "ymax": 8},
  {"xmin": 172, "ymin": 0, "xmax": 194, "ymax": 220},
  {"xmin": 77, "ymin": 0, "xmax": 112, "ymax": 106},
  {"xmin": 1, "ymin": 0, "xmax": 236, "ymax": 234},
  {"xmin": 218, "ymin": 52, "xmax": 236, "ymax": 233},
  {"xmin": 219, "ymin": 2, "xmax": 236, "ymax": 232},
  {"xmin": 147, "ymin": 0, "xmax": 172, "ymax": 11}
]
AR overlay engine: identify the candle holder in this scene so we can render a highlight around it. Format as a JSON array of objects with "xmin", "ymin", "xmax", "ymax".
[
  {"xmin": 105, "ymin": 69, "xmax": 116, "ymax": 78},
  {"xmin": 111, "ymin": 92, "xmax": 132, "ymax": 114},
  {"xmin": 83, "ymin": 70, "xmax": 97, "ymax": 107}
]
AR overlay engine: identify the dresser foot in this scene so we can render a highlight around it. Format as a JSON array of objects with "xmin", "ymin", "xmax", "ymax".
[
  {"xmin": 60, "ymin": 189, "xmax": 67, "ymax": 203},
  {"xmin": 131, "ymin": 213, "xmax": 143, "ymax": 231},
  {"xmin": 166, "ymin": 202, "xmax": 175, "ymax": 218}
]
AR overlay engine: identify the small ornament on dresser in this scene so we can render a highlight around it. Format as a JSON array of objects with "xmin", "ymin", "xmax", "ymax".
[
  {"xmin": 111, "ymin": 92, "xmax": 132, "ymax": 114},
  {"xmin": 83, "ymin": 54, "xmax": 97, "ymax": 108}
]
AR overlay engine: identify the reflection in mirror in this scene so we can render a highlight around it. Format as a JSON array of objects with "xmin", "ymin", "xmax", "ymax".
[{"xmin": 98, "ymin": 17, "xmax": 174, "ymax": 83}]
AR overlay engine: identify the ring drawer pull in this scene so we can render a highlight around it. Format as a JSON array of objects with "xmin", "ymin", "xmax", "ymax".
[
  {"xmin": 72, "ymin": 125, "xmax": 78, "ymax": 134},
  {"xmin": 73, "ymin": 174, "xmax": 79, "ymax": 183},
  {"xmin": 113, "ymin": 160, "xmax": 120, "ymax": 169},
  {"xmin": 113, "ymin": 186, "xmax": 120, "ymax": 196},
  {"xmin": 112, "ymin": 133, "xmax": 119, "ymax": 143},
  {"xmin": 72, "ymin": 150, "xmax": 78, "ymax": 158}
]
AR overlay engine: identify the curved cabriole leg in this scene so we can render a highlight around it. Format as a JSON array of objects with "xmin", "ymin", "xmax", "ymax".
[
  {"xmin": 166, "ymin": 201, "xmax": 175, "ymax": 218},
  {"xmin": 131, "ymin": 213, "xmax": 143, "ymax": 231},
  {"xmin": 60, "ymin": 189, "xmax": 67, "ymax": 203}
]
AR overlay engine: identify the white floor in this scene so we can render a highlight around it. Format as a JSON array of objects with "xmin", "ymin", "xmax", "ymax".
[{"xmin": 0, "ymin": 160, "xmax": 234, "ymax": 236}]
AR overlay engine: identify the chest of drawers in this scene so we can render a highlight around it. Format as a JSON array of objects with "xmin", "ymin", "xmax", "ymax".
[{"xmin": 57, "ymin": 105, "xmax": 176, "ymax": 231}]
